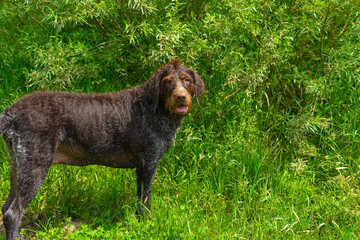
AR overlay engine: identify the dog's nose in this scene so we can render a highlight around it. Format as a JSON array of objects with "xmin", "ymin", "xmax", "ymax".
[{"xmin": 176, "ymin": 93, "xmax": 186, "ymax": 102}]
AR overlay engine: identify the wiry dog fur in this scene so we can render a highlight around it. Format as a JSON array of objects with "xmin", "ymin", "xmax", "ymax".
[{"xmin": 0, "ymin": 59, "xmax": 204, "ymax": 240}]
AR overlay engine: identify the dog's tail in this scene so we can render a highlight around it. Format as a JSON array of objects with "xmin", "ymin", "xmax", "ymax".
[{"xmin": 0, "ymin": 112, "xmax": 11, "ymax": 134}]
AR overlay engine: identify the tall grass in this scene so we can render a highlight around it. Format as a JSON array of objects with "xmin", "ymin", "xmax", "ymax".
[{"xmin": 1, "ymin": 0, "xmax": 360, "ymax": 239}]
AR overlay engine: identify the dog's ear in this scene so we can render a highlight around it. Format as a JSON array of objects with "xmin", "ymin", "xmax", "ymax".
[
  {"xmin": 194, "ymin": 73, "xmax": 205, "ymax": 104},
  {"xmin": 147, "ymin": 69, "xmax": 163, "ymax": 112}
]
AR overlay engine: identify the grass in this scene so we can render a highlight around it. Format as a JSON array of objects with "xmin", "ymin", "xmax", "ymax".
[{"xmin": 0, "ymin": 81, "xmax": 359, "ymax": 239}]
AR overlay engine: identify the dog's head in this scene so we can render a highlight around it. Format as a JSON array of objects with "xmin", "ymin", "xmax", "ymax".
[{"xmin": 147, "ymin": 59, "xmax": 204, "ymax": 117}]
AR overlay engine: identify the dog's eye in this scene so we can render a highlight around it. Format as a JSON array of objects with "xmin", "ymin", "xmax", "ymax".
[
  {"xmin": 163, "ymin": 79, "xmax": 171, "ymax": 85},
  {"xmin": 184, "ymin": 78, "xmax": 191, "ymax": 83}
]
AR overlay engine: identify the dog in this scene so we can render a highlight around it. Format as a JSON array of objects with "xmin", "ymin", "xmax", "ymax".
[{"xmin": 0, "ymin": 59, "xmax": 204, "ymax": 240}]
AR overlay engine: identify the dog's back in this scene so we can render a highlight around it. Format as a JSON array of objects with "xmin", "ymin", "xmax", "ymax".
[
  {"xmin": 3, "ymin": 91, "xmax": 134, "ymax": 132},
  {"xmin": 1, "ymin": 89, "xmax": 155, "ymax": 167}
]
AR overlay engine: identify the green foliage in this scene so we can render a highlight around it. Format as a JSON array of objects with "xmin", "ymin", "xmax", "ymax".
[{"xmin": 1, "ymin": 0, "xmax": 360, "ymax": 239}]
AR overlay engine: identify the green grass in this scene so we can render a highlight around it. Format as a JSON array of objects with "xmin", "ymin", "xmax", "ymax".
[{"xmin": 1, "ymin": 86, "xmax": 359, "ymax": 239}]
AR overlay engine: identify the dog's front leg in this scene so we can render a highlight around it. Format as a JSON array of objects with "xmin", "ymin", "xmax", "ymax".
[{"xmin": 135, "ymin": 159, "xmax": 158, "ymax": 219}]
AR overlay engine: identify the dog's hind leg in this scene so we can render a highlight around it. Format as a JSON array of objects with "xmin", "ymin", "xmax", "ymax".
[
  {"xmin": 2, "ymin": 142, "xmax": 18, "ymax": 215},
  {"xmin": 2, "ymin": 140, "xmax": 54, "ymax": 240},
  {"xmin": 1, "ymin": 161, "xmax": 18, "ymax": 216}
]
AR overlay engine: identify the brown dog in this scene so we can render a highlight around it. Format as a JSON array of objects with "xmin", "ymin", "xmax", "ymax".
[{"xmin": 0, "ymin": 59, "xmax": 204, "ymax": 240}]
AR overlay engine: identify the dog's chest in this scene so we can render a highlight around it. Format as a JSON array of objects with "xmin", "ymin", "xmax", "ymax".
[
  {"xmin": 151, "ymin": 130, "xmax": 177, "ymax": 155},
  {"xmin": 146, "ymin": 116, "xmax": 179, "ymax": 153}
]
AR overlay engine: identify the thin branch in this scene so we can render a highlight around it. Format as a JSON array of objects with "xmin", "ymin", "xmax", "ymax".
[
  {"xmin": 29, "ymin": 15, "xmax": 47, "ymax": 31},
  {"xmin": 325, "ymin": 12, "xmax": 360, "ymax": 64},
  {"xmin": 0, "ymin": 29, "xmax": 17, "ymax": 41},
  {"xmin": 87, "ymin": 7, "xmax": 109, "ymax": 39},
  {"xmin": 334, "ymin": 13, "xmax": 360, "ymax": 45},
  {"xmin": 68, "ymin": 40, "xmax": 119, "ymax": 57}
]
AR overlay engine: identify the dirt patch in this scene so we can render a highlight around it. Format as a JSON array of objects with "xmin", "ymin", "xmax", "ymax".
[{"xmin": 62, "ymin": 220, "xmax": 83, "ymax": 234}]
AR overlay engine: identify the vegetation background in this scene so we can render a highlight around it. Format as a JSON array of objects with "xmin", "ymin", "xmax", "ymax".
[{"xmin": 1, "ymin": 0, "xmax": 360, "ymax": 239}]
